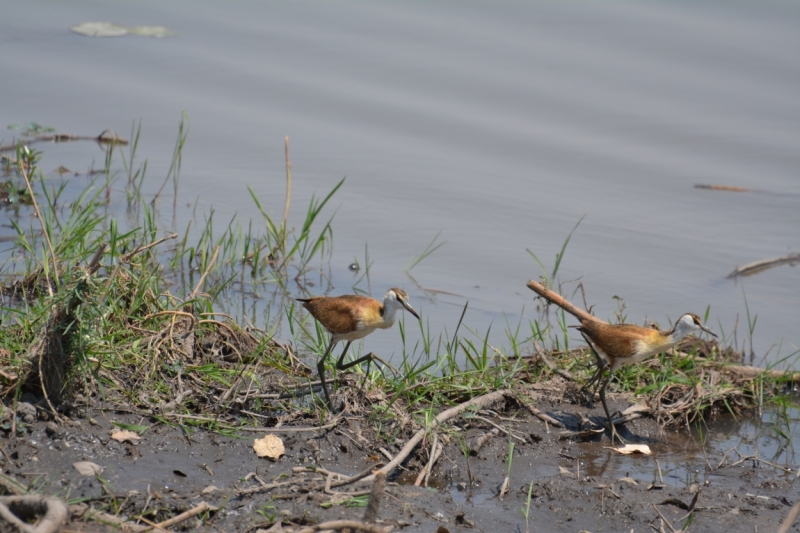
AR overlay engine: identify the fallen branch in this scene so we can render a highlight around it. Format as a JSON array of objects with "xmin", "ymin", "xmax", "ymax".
[
  {"xmin": 147, "ymin": 501, "xmax": 214, "ymax": 531},
  {"xmin": 523, "ymin": 402, "xmax": 566, "ymax": 429},
  {"xmin": 721, "ymin": 364, "xmax": 800, "ymax": 383},
  {"xmin": 0, "ymin": 495, "xmax": 68, "ymax": 533},
  {"xmin": 362, "ymin": 389, "xmax": 511, "ymax": 484},
  {"xmin": 296, "ymin": 520, "xmax": 391, "ymax": 533},
  {"xmin": 526, "ymin": 280, "xmax": 603, "ymax": 324}
]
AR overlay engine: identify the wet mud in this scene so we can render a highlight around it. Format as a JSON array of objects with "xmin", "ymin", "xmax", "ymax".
[{"xmin": 1, "ymin": 388, "xmax": 794, "ymax": 532}]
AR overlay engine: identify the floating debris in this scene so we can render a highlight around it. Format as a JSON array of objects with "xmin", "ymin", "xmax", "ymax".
[
  {"xmin": 695, "ymin": 184, "xmax": 755, "ymax": 192},
  {"xmin": 70, "ymin": 22, "xmax": 176, "ymax": 38},
  {"xmin": 70, "ymin": 21, "xmax": 128, "ymax": 37},
  {"xmin": 727, "ymin": 253, "xmax": 800, "ymax": 278}
]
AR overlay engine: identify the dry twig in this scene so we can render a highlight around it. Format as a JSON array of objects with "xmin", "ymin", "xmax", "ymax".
[
  {"xmin": 0, "ymin": 495, "xmax": 68, "ymax": 533},
  {"xmin": 361, "ymin": 389, "xmax": 511, "ymax": 484},
  {"xmin": 526, "ymin": 280, "xmax": 603, "ymax": 324},
  {"xmin": 296, "ymin": 520, "xmax": 391, "ymax": 533}
]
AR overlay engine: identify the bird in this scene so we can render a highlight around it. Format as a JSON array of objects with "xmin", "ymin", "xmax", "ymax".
[
  {"xmin": 576, "ymin": 313, "xmax": 717, "ymax": 443},
  {"xmin": 296, "ymin": 287, "xmax": 420, "ymax": 408}
]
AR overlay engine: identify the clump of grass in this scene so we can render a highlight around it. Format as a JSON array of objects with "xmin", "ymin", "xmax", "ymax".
[
  {"xmin": 0, "ymin": 122, "xmax": 348, "ymax": 427},
  {"xmin": 0, "ymin": 121, "xmax": 795, "ymax": 445}
]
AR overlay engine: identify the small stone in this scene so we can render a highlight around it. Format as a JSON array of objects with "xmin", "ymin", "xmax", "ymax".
[
  {"xmin": 45, "ymin": 422, "xmax": 60, "ymax": 437},
  {"xmin": 17, "ymin": 402, "xmax": 37, "ymax": 423}
]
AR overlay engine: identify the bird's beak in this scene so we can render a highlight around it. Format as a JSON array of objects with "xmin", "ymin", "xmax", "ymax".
[
  {"xmin": 700, "ymin": 323, "xmax": 718, "ymax": 338},
  {"xmin": 402, "ymin": 300, "xmax": 420, "ymax": 320}
]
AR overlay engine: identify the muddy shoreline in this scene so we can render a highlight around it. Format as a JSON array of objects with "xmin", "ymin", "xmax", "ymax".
[{"xmin": 2, "ymin": 385, "xmax": 794, "ymax": 533}]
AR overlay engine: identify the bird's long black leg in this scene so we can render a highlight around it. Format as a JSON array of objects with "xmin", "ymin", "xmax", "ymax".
[
  {"xmin": 335, "ymin": 344, "xmax": 379, "ymax": 393},
  {"xmin": 333, "ymin": 341, "xmax": 354, "ymax": 369},
  {"xmin": 317, "ymin": 340, "xmax": 337, "ymax": 408},
  {"xmin": 598, "ymin": 370, "xmax": 624, "ymax": 444},
  {"xmin": 337, "ymin": 341, "xmax": 382, "ymax": 372},
  {"xmin": 579, "ymin": 332, "xmax": 607, "ymax": 398}
]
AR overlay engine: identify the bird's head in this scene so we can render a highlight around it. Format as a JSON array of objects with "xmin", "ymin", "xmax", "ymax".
[
  {"xmin": 675, "ymin": 313, "xmax": 717, "ymax": 338},
  {"xmin": 385, "ymin": 288, "xmax": 420, "ymax": 320}
]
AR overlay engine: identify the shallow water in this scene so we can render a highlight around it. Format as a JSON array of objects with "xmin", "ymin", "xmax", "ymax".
[
  {"xmin": 573, "ymin": 403, "xmax": 799, "ymax": 488},
  {"xmin": 2, "ymin": 1, "xmax": 798, "ymax": 363}
]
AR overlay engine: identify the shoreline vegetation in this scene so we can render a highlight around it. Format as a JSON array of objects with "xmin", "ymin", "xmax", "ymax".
[{"xmin": 1, "ymin": 126, "xmax": 798, "ymax": 532}]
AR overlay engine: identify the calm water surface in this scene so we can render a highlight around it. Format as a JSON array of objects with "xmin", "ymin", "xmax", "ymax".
[{"xmin": 2, "ymin": 1, "xmax": 798, "ymax": 363}]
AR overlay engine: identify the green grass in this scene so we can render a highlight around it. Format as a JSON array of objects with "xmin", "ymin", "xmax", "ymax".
[{"xmin": 0, "ymin": 119, "xmax": 796, "ymax": 442}]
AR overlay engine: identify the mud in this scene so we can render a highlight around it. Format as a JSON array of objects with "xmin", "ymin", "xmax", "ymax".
[{"xmin": 1, "ymin": 387, "xmax": 795, "ymax": 533}]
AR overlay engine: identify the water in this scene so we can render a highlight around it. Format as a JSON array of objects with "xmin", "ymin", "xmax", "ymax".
[
  {"xmin": 574, "ymin": 403, "xmax": 800, "ymax": 487},
  {"xmin": 1, "ymin": 0, "xmax": 798, "ymax": 364}
]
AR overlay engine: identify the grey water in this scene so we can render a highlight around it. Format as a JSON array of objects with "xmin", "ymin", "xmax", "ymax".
[{"xmin": 1, "ymin": 0, "xmax": 798, "ymax": 367}]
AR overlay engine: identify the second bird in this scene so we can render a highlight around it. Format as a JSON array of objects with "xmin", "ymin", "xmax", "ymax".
[
  {"xmin": 297, "ymin": 287, "xmax": 420, "ymax": 408},
  {"xmin": 577, "ymin": 312, "xmax": 717, "ymax": 443}
]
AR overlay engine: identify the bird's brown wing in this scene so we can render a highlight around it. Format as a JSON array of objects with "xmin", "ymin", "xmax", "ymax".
[
  {"xmin": 299, "ymin": 295, "xmax": 376, "ymax": 335},
  {"xmin": 579, "ymin": 321, "xmax": 653, "ymax": 359}
]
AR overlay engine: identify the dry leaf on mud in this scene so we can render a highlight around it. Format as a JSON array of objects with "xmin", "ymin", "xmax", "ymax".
[
  {"xmin": 605, "ymin": 444, "xmax": 652, "ymax": 455},
  {"xmin": 254, "ymin": 434, "xmax": 285, "ymax": 460},
  {"xmin": 73, "ymin": 461, "xmax": 104, "ymax": 476},
  {"xmin": 111, "ymin": 429, "xmax": 142, "ymax": 445}
]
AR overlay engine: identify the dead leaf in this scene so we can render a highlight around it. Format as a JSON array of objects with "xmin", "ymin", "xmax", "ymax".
[
  {"xmin": 254, "ymin": 434, "xmax": 285, "ymax": 460},
  {"xmin": 604, "ymin": 444, "xmax": 652, "ymax": 455},
  {"xmin": 618, "ymin": 476, "xmax": 639, "ymax": 485},
  {"xmin": 73, "ymin": 461, "xmax": 104, "ymax": 476},
  {"xmin": 201, "ymin": 485, "xmax": 219, "ymax": 494},
  {"xmin": 558, "ymin": 466, "xmax": 573, "ymax": 477},
  {"xmin": 111, "ymin": 429, "xmax": 142, "ymax": 445}
]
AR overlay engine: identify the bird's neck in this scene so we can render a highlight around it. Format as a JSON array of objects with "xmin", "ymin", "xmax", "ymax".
[
  {"xmin": 665, "ymin": 322, "xmax": 692, "ymax": 345},
  {"xmin": 379, "ymin": 301, "xmax": 398, "ymax": 327}
]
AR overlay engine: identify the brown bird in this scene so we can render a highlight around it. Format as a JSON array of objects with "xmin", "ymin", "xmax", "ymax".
[
  {"xmin": 297, "ymin": 288, "xmax": 420, "ymax": 407},
  {"xmin": 576, "ymin": 313, "xmax": 717, "ymax": 443}
]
